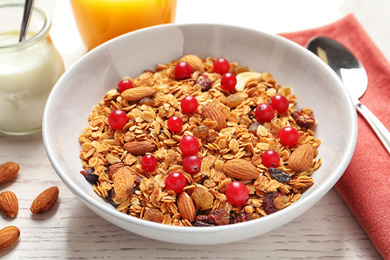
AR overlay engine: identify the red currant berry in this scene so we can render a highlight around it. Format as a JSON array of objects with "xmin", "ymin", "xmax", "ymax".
[
  {"xmin": 141, "ymin": 154, "xmax": 157, "ymax": 172},
  {"xmin": 182, "ymin": 155, "xmax": 202, "ymax": 174},
  {"xmin": 270, "ymin": 95, "xmax": 289, "ymax": 114},
  {"xmin": 108, "ymin": 110, "xmax": 128, "ymax": 130},
  {"xmin": 179, "ymin": 135, "xmax": 199, "ymax": 156},
  {"xmin": 262, "ymin": 150, "xmax": 280, "ymax": 168},
  {"xmin": 226, "ymin": 181, "xmax": 249, "ymax": 206},
  {"xmin": 165, "ymin": 172, "xmax": 187, "ymax": 194},
  {"xmin": 117, "ymin": 79, "xmax": 133, "ymax": 93},
  {"xmin": 181, "ymin": 96, "xmax": 198, "ymax": 113},
  {"xmin": 213, "ymin": 58, "xmax": 230, "ymax": 74},
  {"xmin": 220, "ymin": 73, "xmax": 237, "ymax": 91},
  {"xmin": 167, "ymin": 116, "xmax": 183, "ymax": 133},
  {"xmin": 279, "ymin": 126, "xmax": 299, "ymax": 146},
  {"xmin": 255, "ymin": 103, "xmax": 275, "ymax": 123},
  {"xmin": 174, "ymin": 61, "xmax": 192, "ymax": 80}
]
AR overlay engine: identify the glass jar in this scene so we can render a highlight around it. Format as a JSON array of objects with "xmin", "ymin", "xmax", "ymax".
[{"xmin": 0, "ymin": 3, "xmax": 65, "ymax": 135}]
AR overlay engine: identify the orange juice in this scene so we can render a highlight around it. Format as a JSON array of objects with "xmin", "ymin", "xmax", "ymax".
[{"xmin": 70, "ymin": 0, "xmax": 177, "ymax": 50}]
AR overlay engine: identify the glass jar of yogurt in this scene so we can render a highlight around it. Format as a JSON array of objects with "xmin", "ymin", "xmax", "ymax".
[{"xmin": 0, "ymin": 3, "xmax": 65, "ymax": 135}]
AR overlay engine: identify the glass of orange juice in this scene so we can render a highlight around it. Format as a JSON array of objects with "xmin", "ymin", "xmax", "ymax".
[{"xmin": 70, "ymin": 0, "xmax": 177, "ymax": 50}]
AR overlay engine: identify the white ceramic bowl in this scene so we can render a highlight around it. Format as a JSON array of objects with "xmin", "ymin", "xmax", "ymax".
[{"xmin": 43, "ymin": 23, "xmax": 357, "ymax": 245}]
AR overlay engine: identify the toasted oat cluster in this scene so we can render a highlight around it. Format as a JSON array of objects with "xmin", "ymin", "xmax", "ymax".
[{"xmin": 79, "ymin": 55, "xmax": 321, "ymax": 226}]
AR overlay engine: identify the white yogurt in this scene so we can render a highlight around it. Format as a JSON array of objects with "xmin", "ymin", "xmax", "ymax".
[{"xmin": 0, "ymin": 30, "xmax": 64, "ymax": 134}]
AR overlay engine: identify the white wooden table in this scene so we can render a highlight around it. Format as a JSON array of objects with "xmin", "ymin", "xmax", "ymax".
[{"xmin": 1, "ymin": 0, "xmax": 387, "ymax": 258}]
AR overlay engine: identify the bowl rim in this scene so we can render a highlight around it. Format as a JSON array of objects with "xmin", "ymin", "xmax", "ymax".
[{"xmin": 43, "ymin": 22, "xmax": 358, "ymax": 236}]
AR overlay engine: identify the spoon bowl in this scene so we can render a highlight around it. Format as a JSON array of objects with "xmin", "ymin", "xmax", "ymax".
[{"xmin": 307, "ymin": 36, "xmax": 390, "ymax": 154}]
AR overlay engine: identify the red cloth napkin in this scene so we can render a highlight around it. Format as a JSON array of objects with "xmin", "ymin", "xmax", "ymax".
[{"xmin": 279, "ymin": 14, "xmax": 390, "ymax": 259}]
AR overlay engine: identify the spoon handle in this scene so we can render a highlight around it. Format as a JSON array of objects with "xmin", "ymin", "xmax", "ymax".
[
  {"xmin": 356, "ymin": 101, "xmax": 390, "ymax": 154},
  {"xmin": 19, "ymin": 0, "xmax": 35, "ymax": 42}
]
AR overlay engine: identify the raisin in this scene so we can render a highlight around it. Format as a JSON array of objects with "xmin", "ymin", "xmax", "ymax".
[
  {"xmin": 262, "ymin": 192, "xmax": 283, "ymax": 215},
  {"xmin": 80, "ymin": 167, "xmax": 99, "ymax": 184},
  {"xmin": 268, "ymin": 167, "xmax": 291, "ymax": 183},
  {"xmin": 292, "ymin": 109, "xmax": 316, "ymax": 129},
  {"xmin": 232, "ymin": 210, "xmax": 251, "ymax": 223},
  {"xmin": 192, "ymin": 125, "xmax": 209, "ymax": 139},
  {"xmin": 195, "ymin": 215, "xmax": 219, "ymax": 226},
  {"xmin": 143, "ymin": 208, "xmax": 165, "ymax": 223},
  {"xmin": 210, "ymin": 208, "xmax": 230, "ymax": 225},
  {"xmin": 226, "ymin": 94, "xmax": 242, "ymax": 108},
  {"xmin": 138, "ymin": 97, "xmax": 154, "ymax": 106},
  {"xmin": 248, "ymin": 122, "xmax": 260, "ymax": 134},
  {"xmin": 196, "ymin": 73, "xmax": 213, "ymax": 91},
  {"xmin": 205, "ymin": 131, "xmax": 219, "ymax": 143}
]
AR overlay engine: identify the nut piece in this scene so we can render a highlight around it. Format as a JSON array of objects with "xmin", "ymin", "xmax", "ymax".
[
  {"xmin": 288, "ymin": 144, "xmax": 314, "ymax": 172},
  {"xmin": 123, "ymin": 140, "xmax": 156, "ymax": 155},
  {"xmin": 113, "ymin": 166, "xmax": 135, "ymax": 199},
  {"xmin": 223, "ymin": 159, "xmax": 260, "ymax": 180},
  {"xmin": 121, "ymin": 86, "xmax": 156, "ymax": 101},
  {"xmin": 30, "ymin": 186, "xmax": 59, "ymax": 214},
  {"xmin": 201, "ymin": 101, "xmax": 226, "ymax": 131},
  {"xmin": 0, "ymin": 191, "xmax": 18, "ymax": 218},
  {"xmin": 179, "ymin": 54, "xmax": 205, "ymax": 72},
  {"xmin": 177, "ymin": 191, "xmax": 196, "ymax": 222},
  {"xmin": 0, "ymin": 226, "xmax": 20, "ymax": 252},
  {"xmin": 0, "ymin": 162, "xmax": 20, "ymax": 185},
  {"xmin": 235, "ymin": 72, "xmax": 262, "ymax": 91}
]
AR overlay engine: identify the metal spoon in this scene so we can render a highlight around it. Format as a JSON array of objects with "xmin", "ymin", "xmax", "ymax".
[
  {"xmin": 307, "ymin": 37, "xmax": 390, "ymax": 154},
  {"xmin": 19, "ymin": 0, "xmax": 35, "ymax": 42}
]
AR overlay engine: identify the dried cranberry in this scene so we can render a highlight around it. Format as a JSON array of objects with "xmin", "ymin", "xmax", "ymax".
[
  {"xmin": 262, "ymin": 192, "xmax": 282, "ymax": 215},
  {"xmin": 196, "ymin": 73, "xmax": 213, "ymax": 91},
  {"xmin": 232, "ymin": 210, "xmax": 251, "ymax": 223},
  {"xmin": 195, "ymin": 215, "xmax": 220, "ymax": 226},
  {"xmin": 106, "ymin": 189, "xmax": 118, "ymax": 207},
  {"xmin": 292, "ymin": 109, "xmax": 316, "ymax": 129},
  {"xmin": 210, "ymin": 208, "xmax": 230, "ymax": 225},
  {"xmin": 80, "ymin": 167, "xmax": 99, "ymax": 184},
  {"xmin": 268, "ymin": 167, "xmax": 291, "ymax": 183}
]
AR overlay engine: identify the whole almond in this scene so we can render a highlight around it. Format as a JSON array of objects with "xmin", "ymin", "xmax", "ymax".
[
  {"xmin": 179, "ymin": 54, "xmax": 205, "ymax": 72},
  {"xmin": 113, "ymin": 166, "xmax": 135, "ymax": 199},
  {"xmin": 223, "ymin": 159, "xmax": 260, "ymax": 180},
  {"xmin": 201, "ymin": 102, "xmax": 226, "ymax": 131},
  {"xmin": 30, "ymin": 186, "xmax": 59, "ymax": 214},
  {"xmin": 177, "ymin": 191, "xmax": 196, "ymax": 222},
  {"xmin": 288, "ymin": 143, "xmax": 314, "ymax": 172},
  {"xmin": 123, "ymin": 140, "xmax": 156, "ymax": 155},
  {"xmin": 0, "ymin": 191, "xmax": 18, "ymax": 218},
  {"xmin": 108, "ymin": 162, "xmax": 125, "ymax": 179},
  {"xmin": 121, "ymin": 86, "xmax": 156, "ymax": 101},
  {"xmin": 0, "ymin": 162, "xmax": 20, "ymax": 185},
  {"xmin": 0, "ymin": 226, "xmax": 20, "ymax": 252}
]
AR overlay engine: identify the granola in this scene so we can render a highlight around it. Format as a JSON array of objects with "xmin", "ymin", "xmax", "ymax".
[{"xmin": 79, "ymin": 55, "xmax": 322, "ymax": 226}]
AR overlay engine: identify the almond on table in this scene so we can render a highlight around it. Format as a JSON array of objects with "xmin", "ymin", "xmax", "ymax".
[
  {"xmin": 0, "ymin": 162, "xmax": 20, "ymax": 185},
  {"xmin": 78, "ymin": 55, "xmax": 322, "ymax": 226},
  {"xmin": 0, "ymin": 226, "xmax": 20, "ymax": 252},
  {"xmin": 30, "ymin": 186, "xmax": 59, "ymax": 214},
  {"xmin": 0, "ymin": 191, "xmax": 18, "ymax": 218}
]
